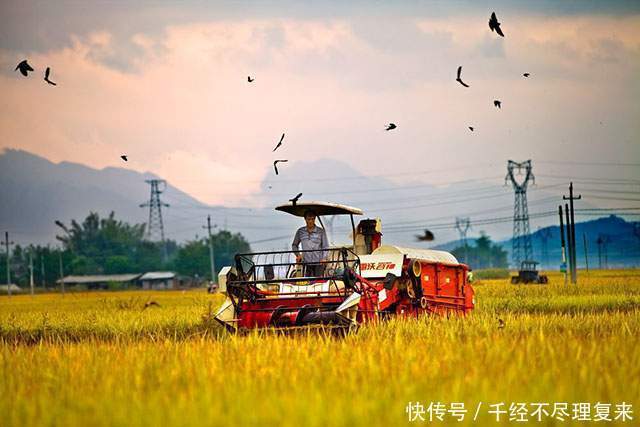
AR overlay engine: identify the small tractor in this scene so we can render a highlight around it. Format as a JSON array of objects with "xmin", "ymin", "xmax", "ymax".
[
  {"xmin": 214, "ymin": 201, "xmax": 475, "ymax": 332},
  {"xmin": 510, "ymin": 260, "xmax": 548, "ymax": 284}
]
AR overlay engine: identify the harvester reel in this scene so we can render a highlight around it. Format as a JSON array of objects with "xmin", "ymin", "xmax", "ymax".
[{"xmin": 342, "ymin": 267, "xmax": 357, "ymax": 290}]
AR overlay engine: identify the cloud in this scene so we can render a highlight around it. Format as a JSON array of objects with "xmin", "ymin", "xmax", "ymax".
[{"xmin": 0, "ymin": 12, "xmax": 638, "ymax": 209}]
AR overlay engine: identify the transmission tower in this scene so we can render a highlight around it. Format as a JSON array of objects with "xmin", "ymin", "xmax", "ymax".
[
  {"xmin": 140, "ymin": 179, "xmax": 170, "ymax": 259},
  {"xmin": 455, "ymin": 217, "xmax": 471, "ymax": 264},
  {"xmin": 538, "ymin": 227, "xmax": 552, "ymax": 269},
  {"xmin": 505, "ymin": 160, "xmax": 535, "ymax": 268}
]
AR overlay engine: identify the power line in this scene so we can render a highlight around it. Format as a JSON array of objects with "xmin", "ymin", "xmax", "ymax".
[{"xmin": 537, "ymin": 160, "xmax": 640, "ymax": 167}]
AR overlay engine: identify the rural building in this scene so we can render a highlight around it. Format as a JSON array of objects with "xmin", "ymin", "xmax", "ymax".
[
  {"xmin": 139, "ymin": 271, "xmax": 177, "ymax": 290},
  {"xmin": 57, "ymin": 274, "xmax": 141, "ymax": 289},
  {"xmin": 0, "ymin": 284, "xmax": 22, "ymax": 294}
]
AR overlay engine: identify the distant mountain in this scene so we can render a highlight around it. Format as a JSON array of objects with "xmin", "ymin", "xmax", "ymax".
[
  {"xmin": 4, "ymin": 149, "xmax": 635, "ymax": 266},
  {"xmin": 433, "ymin": 215, "xmax": 640, "ymax": 269},
  {"xmin": 0, "ymin": 149, "xmax": 214, "ymax": 244}
]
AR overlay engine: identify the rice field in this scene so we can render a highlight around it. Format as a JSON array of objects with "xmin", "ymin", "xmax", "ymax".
[{"xmin": 1, "ymin": 269, "xmax": 639, "ymax": 426}]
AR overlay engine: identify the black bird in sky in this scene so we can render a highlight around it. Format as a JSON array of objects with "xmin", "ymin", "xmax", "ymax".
[
  {"xmin": 289, "ymin": 193, "xmax": 303, "ymax": 205},
  {"xmin": 494, "ymin": 100, "xmax": 502, "ymax": 109},
  {"xmin": 456, "ymin": 66, "xmax": 469, "ymax": 87},
  {"xmin": 523, "ymin": 73, "xmax": 530, "ymax": 77},
  {"xmin": 489, "ymin": 12, "xmax": 505, "ymax": 37},
  {"xmin": 272, "ymin": 133, "xmax": 285, "ymax": 152},
  {"xmin": 385, "ymin": 123, "xmax": 397, "ymax": 131},
  {"xmin": 415, "ymin": 229, "xmax": 434, "ymax": 242},
  {"xmin": 273, "ymin": 159, "xmax": 288, "ymax": 175},
  {"xmin": 248, "ymin": 76, "xmax": 254, "ymax": 82},
  {"xmin": 15, "ymin": 60, "xmax": 34, "ymax": 77},
  {"xmin": 44, "ymin": 67, "xmax": 57, "ymax": 85},
  {"xmin": 468, "ymin": 126, "xmax": 474, "ymax": 132},
  {"xmin": 120, "ymin": 155, "xmax": 128, "ymax": 161}
]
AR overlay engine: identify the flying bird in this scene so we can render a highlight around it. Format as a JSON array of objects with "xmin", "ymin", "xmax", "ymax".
[
  {"xmin": 248, "ymin": 76, "xmax": 254, "ymax": 82},
  {"xmin": 273, "ymin": 159, "xmax": 288, "ymax": 175},
  {"xmin": 488, "ymin": 12, "xmax": 504, "ymax": 37},
  {"xmin": 120, "ymin": 155, "xmax": 128, "ymax": 161},
  {"xmin": 415, "ymin": 229, "xmax": 435, "ymax": 242},
  {"xmin": 289, "ymin": 193, "xmax": 303, "ymax": 205},
  {"xmin": 494, "ymin": 100, "xmax": 502, "ymax": 109},
  {"xmin": 15, "ymin": 60, "xmax": 34, "ymax": 77},
  {"xmin": 44, "ymin": 67, "xmax": 57, "ymax": 85},
  {"xmin": 523, "ymin": 73, "xmax": 530, "ymax": 77},
  {"xmin": 385, "ymin": 123, "xmax": 397, "ymax": 131},
  {"xmin": 468, "ymin": 126, "xmax": 474, "ymax": 132},
  {"xmin": 272, "ymin": 133, "xmax": 285, "ymax": 152},
  {"xmin": 456, "ymin": 66, "xmax": 469, "ymax": 87}
]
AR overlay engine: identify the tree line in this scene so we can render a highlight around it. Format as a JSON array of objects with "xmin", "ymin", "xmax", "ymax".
[
  {"xmin": 1, "ymin": 211, "xmax": 250, "ymax": 287},
  {"xmin": 450, "ymin": 232, "xmax": 508, "ymax": 270}
]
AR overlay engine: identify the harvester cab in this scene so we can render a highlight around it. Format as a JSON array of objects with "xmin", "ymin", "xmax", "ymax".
[{"xmin": 214, "ymin": 201, "xmax": 475, "ymax": 332}]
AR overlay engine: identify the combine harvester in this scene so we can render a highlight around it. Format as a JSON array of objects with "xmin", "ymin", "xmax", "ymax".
[{"xmin": 215, "ymin": 202, "xmax": 475, "ymax": 332}]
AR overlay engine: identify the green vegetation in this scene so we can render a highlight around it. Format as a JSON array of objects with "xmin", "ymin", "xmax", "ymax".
[
  {"xmin": 0, "ymin": 211, "xmax": 251, "ymax": 287},
  {"xmin": 451, "ymin": 232, "xmax": 508, "ymax": 269},
  {"xmin": 473, "ymin": 268, "xmax": 510, "ymax": 280},
  {"xmin": 1, "ymin": 270, "xmax": 639, "ymax": 427}
]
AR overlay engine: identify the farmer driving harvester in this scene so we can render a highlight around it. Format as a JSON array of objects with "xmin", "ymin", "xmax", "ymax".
[{"xmin": 292, "ymin": 209, "xmax": 329, "ymax": 277}]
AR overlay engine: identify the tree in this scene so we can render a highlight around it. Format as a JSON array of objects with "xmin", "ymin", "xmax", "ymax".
[
  {"xmin": 451, "ymin": 232, "xmax": 508, "ymax": 269},
  {"xmin": 55, "ymin": 211, "xmax": 166, "ymax": 275},
  {"xmin": 173, "ymin": 230, "xmax": 251, "ymax": 279}
]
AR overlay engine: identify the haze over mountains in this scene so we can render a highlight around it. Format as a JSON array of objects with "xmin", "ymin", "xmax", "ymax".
[{"xmin": 1, "ymin": 149, "xmax": 637, "ymax": 267}]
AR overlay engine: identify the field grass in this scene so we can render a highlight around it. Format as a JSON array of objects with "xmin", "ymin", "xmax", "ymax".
[{"xmin": 1, "ymin": 269, "xmax": 639, "ymax": 426}]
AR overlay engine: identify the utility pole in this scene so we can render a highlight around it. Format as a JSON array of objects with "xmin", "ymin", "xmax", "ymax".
[
  {"xmin": 29, "ymin": 249, "xmax": 34, "ymax": 295},
  {"xmin": 4, "ymin": 232, "xmax": 14, "ymax": 297},
  {"xmin": 455, "ymin": 217, "xmax": 471, "ymax": 265},
  {"xmin": 563, "ymin": 182, "xmax": 581, "ymax": 284},
  {"xmin": 204, "ymin": 215, "xmax": 217, "ymax": 284},
  {"xmin": 140, "ymin": 179, "xmax": 170, "ymax": 261},
  {"xmin": 583, "ymin": 233, "xmax": 589, "ymax": 273},
  {"xmin": 40, "ymin": 251, "xmax": 46, "ymax": 289},
  {"xmin": 597, "ymin": 235, "xmax": 611, "ymax": 269},
  {"xmin": 597, "ymin": 235, "xmax": 603, "ymax": 269},
  {"xmin": 559, "ymin": 206, "xmax": 568, "ymax": 286},
  {"xmin": 58, "ymin": 249, "xmax": 65, "ymax": 295},
  {"xmin": 565, "ymin": 204, "xmax": 574, "ymax": 284}
]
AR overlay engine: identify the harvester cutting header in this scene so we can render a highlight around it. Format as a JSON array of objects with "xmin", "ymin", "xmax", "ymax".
[{"xmin": 215, "ymin": 201, "xmax": 475, "ymax": 331}]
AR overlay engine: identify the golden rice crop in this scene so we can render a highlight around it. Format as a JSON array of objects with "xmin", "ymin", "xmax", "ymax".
[{"xmin": 1, "ymin": 269, "xmax": 639, "ymax": 427}]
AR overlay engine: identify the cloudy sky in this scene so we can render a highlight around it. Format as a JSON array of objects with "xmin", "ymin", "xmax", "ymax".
[{"xmin": 1, "ymin": 0, "xmax": 639, "ymax": 212}]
